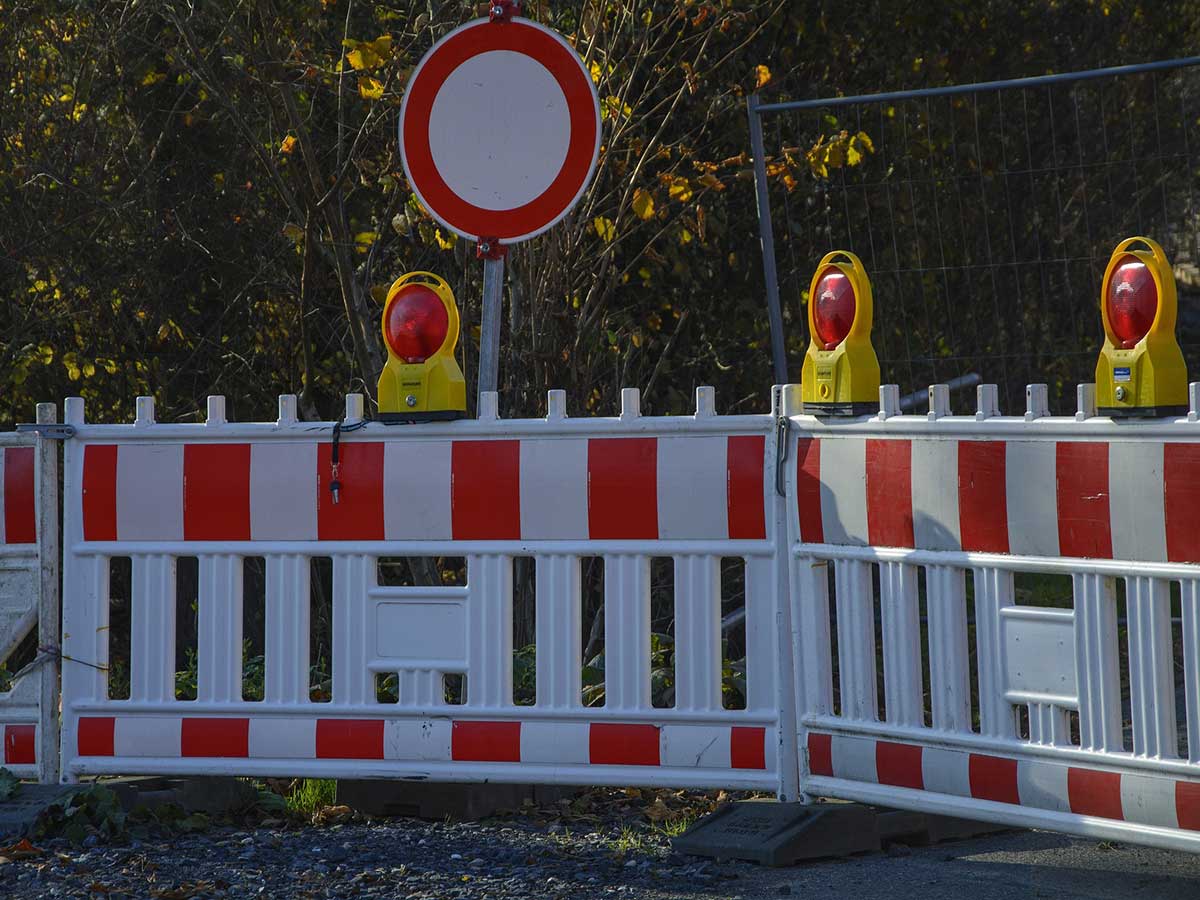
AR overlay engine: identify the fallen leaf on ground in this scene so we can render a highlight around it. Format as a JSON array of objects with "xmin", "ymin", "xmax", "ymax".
[
  {"xmin": 314, "ymin": 804, "xmax": 354, "ymax": 824},
  {"xmin": 0, "ymin": 838, "xmax": 43, "ymax": 861}
]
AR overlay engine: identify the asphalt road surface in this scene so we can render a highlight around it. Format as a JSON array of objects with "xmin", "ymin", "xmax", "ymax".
[{"xmin": 725, "ymin": 829, "xmax": 1200, "ymax": 900}]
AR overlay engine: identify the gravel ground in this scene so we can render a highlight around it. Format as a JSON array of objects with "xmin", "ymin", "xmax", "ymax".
[
  {"xmin": 2, "ymin": 815, "xmax": 734, "ymax": 899},
  {"xmin": 3, "ymin": 800, "xmax": 1200, "ymax": 899}
]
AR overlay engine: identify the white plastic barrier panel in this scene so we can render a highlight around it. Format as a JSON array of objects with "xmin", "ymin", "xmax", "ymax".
[
  {"xmin": 787, "ymin": 382, "xmax": 1200, "ymax": 852},
  {"xmin": 59, "ymin": 389, "xmax": 799, "ymax": 797},
  {"xmin": 0, "ymin": 404, "xmax": 61, "ymax": 783}
]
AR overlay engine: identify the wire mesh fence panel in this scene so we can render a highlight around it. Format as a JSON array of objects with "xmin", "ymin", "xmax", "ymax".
[{"xmin": 756, "ymin": 60, "xmax": 1200, "ymax": 413}]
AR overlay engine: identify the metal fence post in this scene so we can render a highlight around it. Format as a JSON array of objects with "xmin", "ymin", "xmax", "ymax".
[{"xmin": 747, "ymin": 92, "xmax": 790, "ymax": 387}]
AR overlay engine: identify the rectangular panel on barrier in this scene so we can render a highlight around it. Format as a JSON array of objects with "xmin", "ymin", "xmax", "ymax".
[
  {"xmin": 786, "ymin": 383, "xmax": 1200, "ymax": 853},
  {"xmin": 0, "ymin": 404, "xmax": 61, "ymax": 784},
  {"xmin": 58, "ymin": 390, "xmax": 797, "ymax": 798}
]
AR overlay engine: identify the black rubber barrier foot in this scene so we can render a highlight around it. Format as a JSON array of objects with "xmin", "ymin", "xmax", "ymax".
[
  {"xmin": 671, "ymin": 799, "xmax": 1012, "ymax": 866},
  {"xmin": 671, "ymin": 800, "xmax": 879, "ymax": 866}
]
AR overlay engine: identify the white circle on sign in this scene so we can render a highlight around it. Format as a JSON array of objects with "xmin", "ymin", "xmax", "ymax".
[
  {"xmin": 427, "ymin": 50, "xmax": 570, "ymax": 212},
  {"xmin": 399, "ymin": 17, "xmax": 601, "ymax": 242}
]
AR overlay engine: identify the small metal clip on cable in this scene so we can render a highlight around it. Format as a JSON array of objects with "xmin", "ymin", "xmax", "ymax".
[{"xmin": 774, "ymin": 413, "xmax": 790, "ymax": 498}]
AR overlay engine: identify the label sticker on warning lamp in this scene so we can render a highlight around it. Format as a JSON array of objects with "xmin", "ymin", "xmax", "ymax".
[{"xmin": 1114, "ymin": 367, "xmax": 1132, "ymax": 382}]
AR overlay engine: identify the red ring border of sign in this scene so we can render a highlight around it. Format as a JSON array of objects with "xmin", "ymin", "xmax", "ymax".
[{"xmin": 400, "ymin": 17, "xmax": 601, "ymax": 244}]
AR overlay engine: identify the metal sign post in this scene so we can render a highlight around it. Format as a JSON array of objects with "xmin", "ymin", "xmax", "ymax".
[
  {"xmin": 476, "ymin": 241, "xmax": 506, "ymax": 396},
  {"xmin": 398, "ymin": 11, "xmax": 601, "ymax": 414}
]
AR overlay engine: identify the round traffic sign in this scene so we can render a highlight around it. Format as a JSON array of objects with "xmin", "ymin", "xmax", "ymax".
[{"xmin": 399, "ymin": 17, "xmax": 601, "ymax": 244}]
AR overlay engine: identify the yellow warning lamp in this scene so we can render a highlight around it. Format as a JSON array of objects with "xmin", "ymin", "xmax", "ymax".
[
  {"xmin": 377, "ymin": 272, "xmax": 467, "ymax": 421},
  {"xmin": 1095, "ymin": 236, "xmax": 1188, "ymax": 417},
  {"xmin": 801, "ymin": 250, "xmax": 881, "ymax": 415}
]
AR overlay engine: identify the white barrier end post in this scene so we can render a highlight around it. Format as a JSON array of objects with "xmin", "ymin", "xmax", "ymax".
[
  {"xmin": 1076, "ymin": 383, "xmax": 1097, "ymax": 422},
  {"xmin": 64, "ymin": 397, "xmax": 85, "ymax": 427},
  {"xmin": 780, "ymin": 383, "xmax": 803, "ymax": 418},
  {"xmin": 695, "ymin": 386, "xmax": 715, "ymax": 418},
  {"xmin": 1025, "ymin": 383, "xmax": 1049, "ymax": 422},
  {"xmin": 277, "ymin": 394, "xmax": 298, "ymax": 426},
  {"xmin": 976, "ymin": 383, "xmax": 1000, "ymax": 420},
  {"xmin": 134, "ymin": 396, "xmax": 155, "ymax": 427},
  {"xmin": 620, "ymin": 387, "xmax": 641, "ymax": 420},
  {"xmin": 479, "ymin": 390, "xmax": 500, "ymax": 421},
  {"xmin": 546, "ymin": 389, "xmax": 567, "ymax": 421},
  {"xmin": 878, "ymin": 384, "xmax": 900, "ymax": 421},
  {"xmin": 206, "ymin": 396, "xmax": 227, "ymax": 427},
  {"xmin": 928, "ymin": 383, "xmax": 950, "ymax": 421}
]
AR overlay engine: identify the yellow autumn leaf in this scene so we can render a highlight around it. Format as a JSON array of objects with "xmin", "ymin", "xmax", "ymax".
[
  {"xmin": 346, "ymin": 35, "xmax": 392, "ymax": 71},
  {"xmin": 358, "ymin": 77, "xmax": 384, "ymax": 100},
  {"xmin": 281, "ymin": 222, "xmax": 305, "ymax": 243},
  {"xmin": 755, "ymin": 64, "xmax": 771, "ymax": 89},
  {"xmin": 679, "ymin": 227, "xmax": 693, "ymax": 244},
  {"xmin": 354, "ymin": 231, "xmax": 378, "ymax": 253},
  {"xmin": 825, "ymin": 141, "xmax": 846, "ymax": 169},
  {"xmin": 434, "ymin": 228, "xmax": 456, "ymax": 250},
  {"xmin": 604, "ymin": 95, "xmax": 632, "ymax": 119},
  {"xmin": 806, "ymin": 149, "xmax": 827, "ymax": 179},
  {"xmin": 593, "ymin": 216, "xmax": 616, "ymax": 242},
  {"xmin": 698, "ymin": 173, "xmax": 725, "ymax": 191},
  {"xmin": 589, "ymin": 60, "xmax": 603, "ymax": 84},
  {"xmin": 141, "ymin": 71, "xmax": 167, "ymax": 87},
  {"xmin": 668, "ymin": 177, "xmax": 693, "ymax": 202},
  {"xmin": 279, "ymin": 135, "xmax": 297, "ymax": 154},
  {"xmin": 632, "ymin": 188, "xmax": 655, "ymax": 221}
]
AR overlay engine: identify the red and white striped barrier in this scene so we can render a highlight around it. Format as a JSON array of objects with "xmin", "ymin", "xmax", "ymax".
[
  {"xmin": 807, "ymin": 732, "xmax": 1200, "ymax": 840},
  {"xmin": 795, "ymin": 435, "xmax": 1200, "ymax": 562},
  {"xmin": 1, "ymin": 723, "xmax": 36, "ymax": 767},
  {"xmin": 73, "ymin": 715, "xmax": 770, "ymax": 773},
  {"xmin": 785, "ymin": 382, "xmax": 1200, "ymax": 854},
  {"xmin": 39, "ymin": 381, "xmax": 1200, "ymax": 855},
  {"xmin": 58, "ymin": 389, "xmax": 799, "ymax": 798},
  {"xmin": 0, "ymin": 405, "xmax": 60, "ymax": 784},
  {"xmin": 0, "ymin": 446, "xmax": 37, "ymax": 547},
  {"xmin": 78, "ymin": 434, "xmax": 766, "ymax": 544}
]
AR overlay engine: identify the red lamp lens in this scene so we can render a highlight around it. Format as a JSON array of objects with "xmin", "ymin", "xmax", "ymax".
[
  {"xmin": 1106, "ymin": 255, "xmax": 1158, "ymax": 349},
  {"xmin": 384, "ymin": 285, "xmax": 449, "ymax": 363},
  {"xmin": 812, "ymin": 267, "xmax": 856, "ymax": 350}
]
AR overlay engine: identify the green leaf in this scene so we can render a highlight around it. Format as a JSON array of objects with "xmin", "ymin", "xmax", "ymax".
[{"xmin": 0, "ymin": 767, "xmax": 20, "ymax": 801}]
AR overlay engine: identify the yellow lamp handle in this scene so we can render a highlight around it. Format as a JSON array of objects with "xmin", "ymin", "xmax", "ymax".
[
  {"xmin": 1110, "ymin": 236, "xmax": 1169, "ymax": 270},
  {"xmin": 390, "ymin": 271, "xmax": 451, "ymax": 294},
  {"xmin": 816, "ymin": 250, "xmax": 867, "ymax": 273}
]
